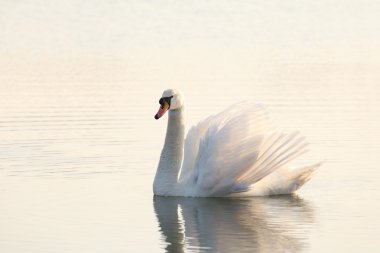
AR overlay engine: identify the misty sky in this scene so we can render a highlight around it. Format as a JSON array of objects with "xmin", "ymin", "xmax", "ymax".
[{"xmin": 1, "ymin": 0, "xmax": 379, "ymax": 62}]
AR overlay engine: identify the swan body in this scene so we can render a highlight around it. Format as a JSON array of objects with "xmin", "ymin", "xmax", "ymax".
[{"xmin": 154, "ymin": 89, "xmax": 321, "ymax": 197}]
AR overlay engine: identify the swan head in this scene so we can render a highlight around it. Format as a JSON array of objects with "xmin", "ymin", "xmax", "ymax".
[{"xmin": 154, "ymin": 89, "xmax": 184, "ymax": 120}]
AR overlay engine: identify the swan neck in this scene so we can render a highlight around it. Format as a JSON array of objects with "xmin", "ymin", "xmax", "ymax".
[{"xmin": 154, "ymin": 106, "xmax": 185, "ymax": 195}]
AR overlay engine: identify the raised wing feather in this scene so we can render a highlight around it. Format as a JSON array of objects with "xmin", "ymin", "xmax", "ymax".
[
  {"xmin": 179, "ymin": 103, "xmax": 273, "ymax": 196},
  {"xmin": 179, "ymin": 102, "xmax": 311, "ymax": 197}
]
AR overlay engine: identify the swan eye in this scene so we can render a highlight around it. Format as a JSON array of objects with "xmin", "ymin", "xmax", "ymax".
[{"xmin": 159, "ymin": 96, "xmax": 174, "ymax": 108}]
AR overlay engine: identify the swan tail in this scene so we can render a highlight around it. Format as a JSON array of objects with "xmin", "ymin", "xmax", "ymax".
[
  {"xmin": 230, "ymin": 162, "xmax": 322, "ymax": 196},
  {"xmin": 251, "ymin": 162, "xmax": 322, "ymax": 196},
  {"xmin": 292, "ymin": 162, "xmax": 322, "ymax": 188}
]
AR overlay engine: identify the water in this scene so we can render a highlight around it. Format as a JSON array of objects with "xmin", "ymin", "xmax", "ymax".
[
  {"xmin": 1, "ymin": 1, "xmax": 380, "ymax": 252},
  {"xmin": 1, "ymin": 73, "xmax": 379, "ymax": 252}
]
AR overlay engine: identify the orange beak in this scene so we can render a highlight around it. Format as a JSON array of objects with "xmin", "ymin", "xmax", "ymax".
[{"xmin": 154, "ymin": 101, "xmax": 169, "ymax": 120}]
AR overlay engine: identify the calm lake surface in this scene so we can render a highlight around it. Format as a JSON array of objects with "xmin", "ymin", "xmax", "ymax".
[
  {"xmin": 1, "ymin": 74, "xmax": 379, "ymax": 253},
  {"xmin": 1, "ymin": 1, "xmax": 380, "ymax": 252}
]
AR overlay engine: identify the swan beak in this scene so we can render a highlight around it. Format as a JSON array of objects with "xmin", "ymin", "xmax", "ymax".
[{"xmin": 154, "ymin": 101, "xmax": 169, "ymax": 120}]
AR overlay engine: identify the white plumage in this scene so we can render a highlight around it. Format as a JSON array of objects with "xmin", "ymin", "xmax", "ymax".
[{"xmin": 154, "ymin": 89, "xmax": 321, "ymax": 197}]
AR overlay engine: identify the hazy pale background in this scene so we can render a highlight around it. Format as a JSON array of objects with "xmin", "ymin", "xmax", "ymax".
[{"xmin": 1, "ymin": 0, "xmax": 380, "ymax": 252}]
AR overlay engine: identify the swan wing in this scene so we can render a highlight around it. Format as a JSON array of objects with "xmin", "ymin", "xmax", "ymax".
[
  {"xmin": 179, "ymin": 103, "xmax": 259, "ymax": 183},
  {"xmin": 179, "ymin": 103, "xmax": 309, "ymax": 197}
]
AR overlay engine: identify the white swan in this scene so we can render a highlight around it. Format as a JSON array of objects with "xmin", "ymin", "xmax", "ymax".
[{"xmin": 154, "ymin": 89, "xmax": 321, "ymax": 197}]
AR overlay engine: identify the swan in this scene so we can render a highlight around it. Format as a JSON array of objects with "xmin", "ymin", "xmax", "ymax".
[{"xmin": 154, "ymin": 89, "xmax": 321, "ymax": 197}]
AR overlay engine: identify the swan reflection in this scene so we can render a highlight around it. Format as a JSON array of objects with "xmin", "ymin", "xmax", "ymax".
[{"xmin": 154, "ymin": 195, "xmax": 314, "ymax": 253}]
